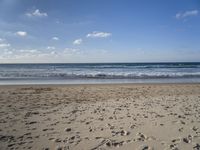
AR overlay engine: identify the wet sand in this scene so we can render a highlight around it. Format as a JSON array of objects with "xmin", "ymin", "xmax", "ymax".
[{"xmin": 0, "ymin": 84, "xmax": 200, "ymax": 150}]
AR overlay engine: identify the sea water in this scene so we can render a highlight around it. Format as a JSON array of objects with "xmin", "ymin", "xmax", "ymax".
[{"xmin": 0, "ymin": 62, "xmax": 200, "ymax": 85}]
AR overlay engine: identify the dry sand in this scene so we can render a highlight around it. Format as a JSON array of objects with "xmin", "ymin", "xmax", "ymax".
[{"xmin": 0, "ymin": 84, "xmax": 200, "ymax": 150}]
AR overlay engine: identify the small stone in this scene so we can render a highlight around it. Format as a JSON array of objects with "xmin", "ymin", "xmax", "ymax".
[
  {"xmin": 65, "ymin": 128, "xmax": 71, "ymax": 132},
  {"xmin": 56, "ymin": 146, "xmax": 62, "ymax": 150},
  {"xmin": 192, "ymin": 126, "xmax": 198, "ymax": 131},
  {"xmin": 139, "ymin": 145, "xmax": 151, "ymax": 150},
  {"xmin": 106, "ymin": 141, "xmax": 111, "ymax": 147},
  {"xmin": 183, "ymin": 138, "xmax": 189, "ymax": 143},
  {"xmin": 193, "ymin": 143, "xmax": 200, "ymax": 150},
  {"xmin": 55, "ymin": 138, "xmax": 62, "ymax": 143},
  {"xmin": 26, "ymin": 121, "xmax": 37, "ymax": 125},
  {"xmin": 70, "ymin": 136, "xmax": 75, "ymax": 140}
]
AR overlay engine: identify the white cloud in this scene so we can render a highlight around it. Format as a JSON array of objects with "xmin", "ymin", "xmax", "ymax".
[
  {"xmin": 47, "ymin": 46, "xmax": 55, "ymax": 50},
  {"xmin": 19, "ymin": 49, "xmax": 38, "ymax": 53},
  {"xmin": 26, "ymin": 9, "xmax": 48, "ymax": 17},
  {"xmin": 176, "ymin": 10, "xmax": 198, "ymax": 19},
  {"xmin": 0, "ymin": 38, "xmax": 5, "ymax": 42},
  {"xmin": 63, "ymin": 48, "xmax": 82, "ymax": 55},
  {"xmin": 50, "ymin": 51, "xmax": 57, "ymax": 55},
  {"xmin": 16, "ymin": 31, "xmax": 27, "ymax": 37},
  {"xmin": 1, "ymin": 46, "xmax": 78, "ymax": 59},
  {"xmin": 86, "ymin": 31, "xmax": 111, "ymax": 38},
  {"xmin": 52, "ymin": 37, "xmax": 59, "ymax": 40},
  {"xmin": 73, "ymin": 38, "xmax": 82, "ymax": 45},
  {"xmin": 4, "ymin": 50, "xmax": 13, "ymax": 55},
  {"xmin": 1, "ymin": 48, "xmax": 40, "ymax": 60},
  {"xmin": 0, "ymin": 43, "xmax": 10, "ymax": 48},
  {"xmin": 0, "ymin": 38, "xmax": 10, "ymax": 48}
]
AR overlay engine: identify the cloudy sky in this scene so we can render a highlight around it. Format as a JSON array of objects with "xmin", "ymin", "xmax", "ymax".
[{"xmin": 0, "ymin": 0, "xmax": 200, "ymax": 63}]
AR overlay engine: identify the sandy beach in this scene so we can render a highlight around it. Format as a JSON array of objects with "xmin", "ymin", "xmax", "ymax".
[{"xmin": 0, "ymin": 83, "xmax": 200, "ymax": 150}]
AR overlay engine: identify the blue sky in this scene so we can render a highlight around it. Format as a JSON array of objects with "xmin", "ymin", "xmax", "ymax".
[{"xmin": 0, "ymin": 0, "xmax": 200, "ymax": 63}]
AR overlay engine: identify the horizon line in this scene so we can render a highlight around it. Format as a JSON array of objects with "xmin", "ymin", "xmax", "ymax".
[{"xmin": 0, "ymin": 61, "xmax": 200, "ymax": 65}]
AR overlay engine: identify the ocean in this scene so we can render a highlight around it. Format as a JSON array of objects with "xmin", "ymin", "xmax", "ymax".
[{"xmin": 0, "ymin": 62, "xmax": 200, "ymax": 85}]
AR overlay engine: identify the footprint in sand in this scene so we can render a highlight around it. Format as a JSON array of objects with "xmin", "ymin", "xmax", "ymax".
[
  {"xmin": 105, "ymin": 139, "xmax": 124, "ymax": 148},
  {"xmin": 193, "ymin": 143, "xmax": 200, "ymax": 150},
  {"xmin": 111, "ymin": 130, "xmax": 130, "ymax": 136},
  {"xmin": 137, "ymin": 145, "xmax": 153, "ymax": 150},
  {"xmin": 182, "ymin": 135, "xmax": 193, "ymax": 144},
  {"xmin": 171, "ymin": 138, "xmax": 181, "ymax": 143},
  {"xmin": 136, "ymin": 132, "xmax": 147, "ymax": 141}
]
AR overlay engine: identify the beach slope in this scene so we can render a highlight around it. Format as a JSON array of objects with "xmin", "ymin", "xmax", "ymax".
[{"xmin": 0, "ymin": 84, "xmax": 200, "ymax": 150}]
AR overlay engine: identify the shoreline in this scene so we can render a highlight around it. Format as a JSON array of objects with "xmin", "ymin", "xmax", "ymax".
[{"xmin": 0, "ymin": 82, "xmax": 200, "ymax": 87}]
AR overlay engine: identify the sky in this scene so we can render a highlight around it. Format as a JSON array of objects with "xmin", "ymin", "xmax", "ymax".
[{"xmin": 0, "ymin": 0, "xmax": 200, "ymax": 63}]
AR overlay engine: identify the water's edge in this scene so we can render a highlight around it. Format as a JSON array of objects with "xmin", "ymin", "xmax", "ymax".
[{"xmin": 1, "ymin": 62, "xmax": 200, "ymax": 85}]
